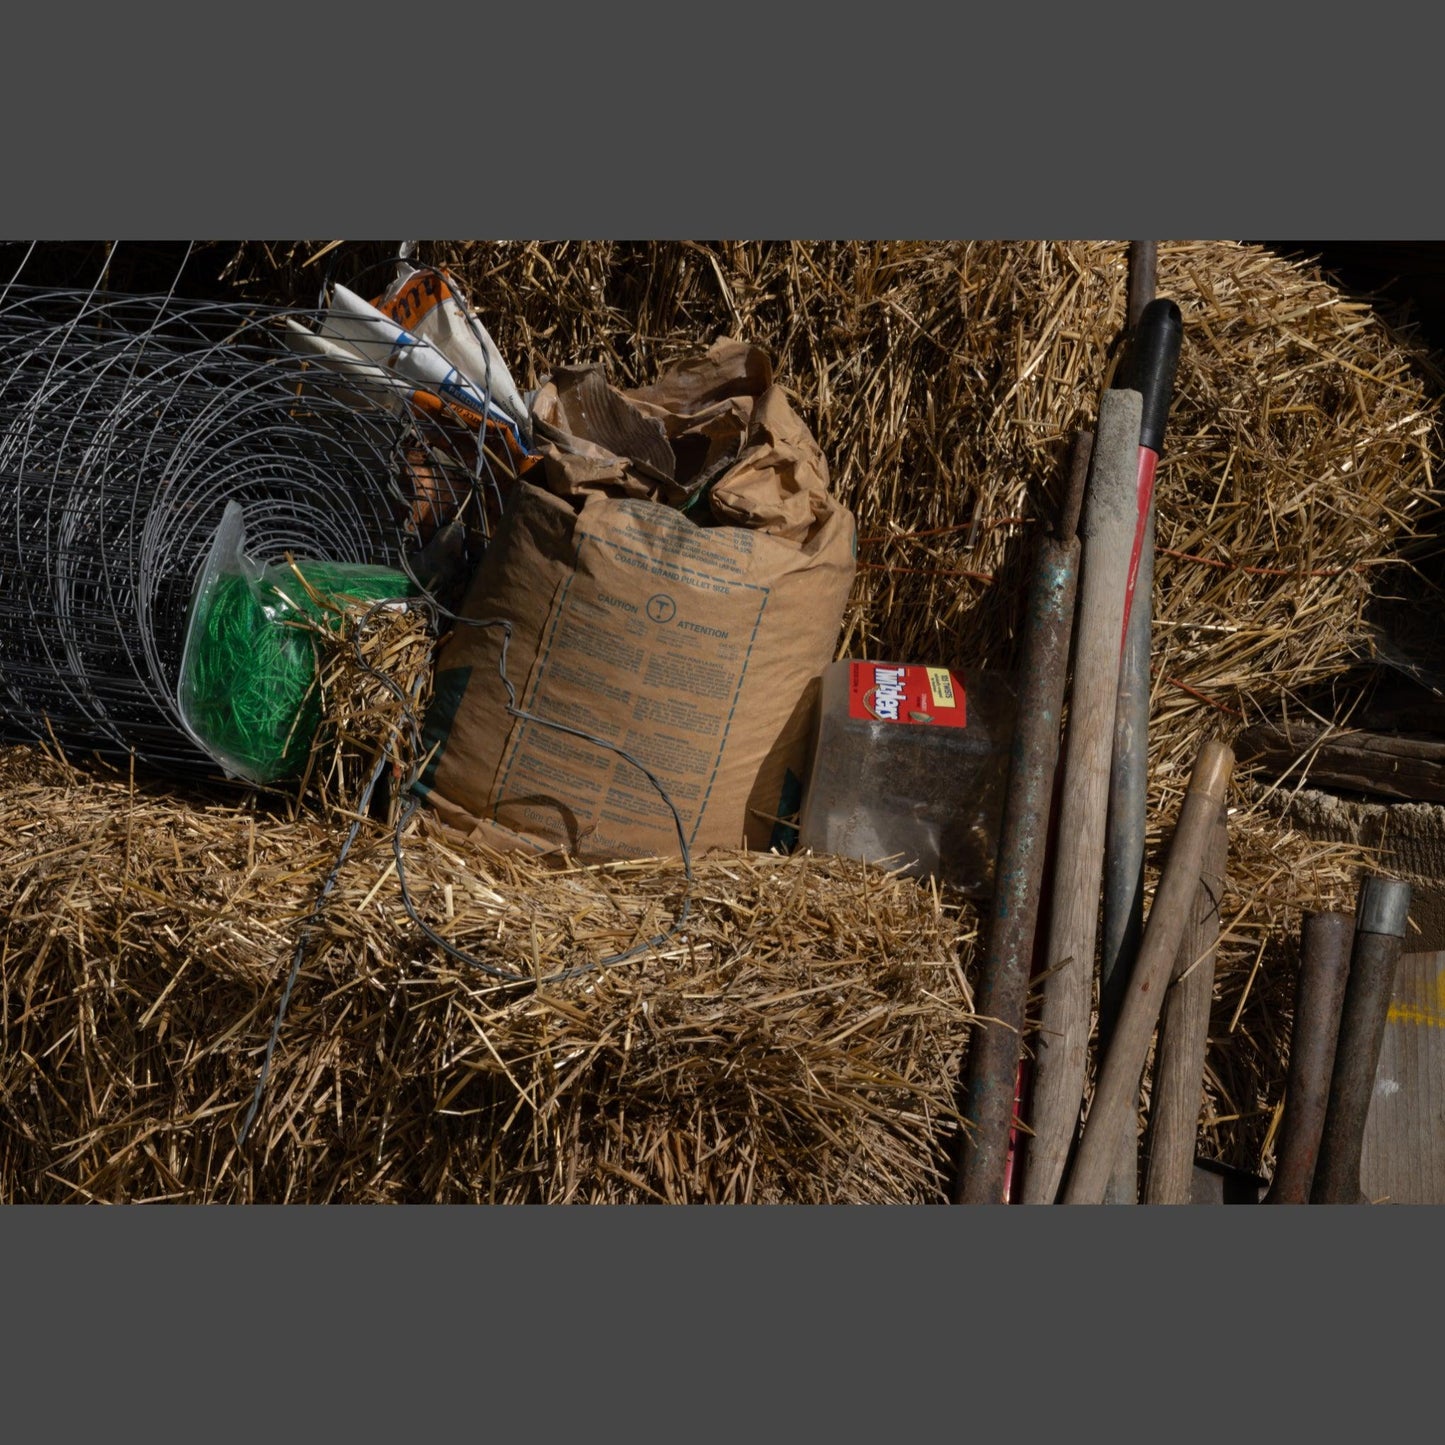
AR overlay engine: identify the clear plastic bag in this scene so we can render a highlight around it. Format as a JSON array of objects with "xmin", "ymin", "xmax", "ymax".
[{"xmin": 177, "ymin": 501, "xmax": 414, "ymax": 784}]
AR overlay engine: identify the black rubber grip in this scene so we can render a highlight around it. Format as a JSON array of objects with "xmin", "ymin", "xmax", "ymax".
[{"xmin": 1115, "ymin": 298, "xmax": 1182, "ymax": 455}]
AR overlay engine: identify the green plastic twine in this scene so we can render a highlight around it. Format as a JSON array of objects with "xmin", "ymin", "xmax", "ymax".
[{"xmin": 181, "ymin": 561, "xmax": 415, "ymax": 784}]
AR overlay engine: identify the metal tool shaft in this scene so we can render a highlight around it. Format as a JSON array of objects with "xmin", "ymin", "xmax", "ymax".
[
  {"xmin": 1263, "ymin": 910, "xmax": 1355, "ymax": 1205},
  {"xmin": 953, "ymin": 433, "xmax": 1090, "ymax": 1204},
  {"xmin": 1312, "ymin": 878, "xmax": 1411, "ymax": 1204}
]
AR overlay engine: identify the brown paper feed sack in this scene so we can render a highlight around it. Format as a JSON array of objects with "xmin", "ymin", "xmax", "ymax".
[{"xmin": 415, "ymin": 340, "xmax": 857, "ymax": 863}]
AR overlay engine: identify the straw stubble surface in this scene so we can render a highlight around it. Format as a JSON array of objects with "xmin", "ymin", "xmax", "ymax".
[
  {"xmin": 0, "ymin": 741, "xmax": 973, "ymax": 1205},
  {"xmin": 4, "ymin": 239, "xmax": 1441, "ymax": 1198}
]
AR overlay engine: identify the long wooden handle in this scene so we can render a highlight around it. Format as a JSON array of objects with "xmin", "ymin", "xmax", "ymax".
[
  {"xmin": 1311, "ymin": 876, "xmax": 1412, "ymax": 1204},
  {"xmin": 1099, "ymin": 262, "xmax": 1180, "ymax": 1205},
  {"xmin": 1018, "ymin": 389, "xmax": 1144, "ymax": 1205},
  {"xmin": 953, "ymin": 433, "xmax": 1090, "ymax": 1205},
  {"xmin": 1140, "ymin": 799, "xmax": 1228, "ymax": 1204},
  {"xmin": 1262, "ymin": 910, "xmax": 1355, "ymax": 1205},
  {"xmin": 1062, "ymin": 738, "xmax": 1235, "ymax": 1205},
  {"xmin": 1098, "ymin": 509, "xmax": 1155, "ymax": 1203}
]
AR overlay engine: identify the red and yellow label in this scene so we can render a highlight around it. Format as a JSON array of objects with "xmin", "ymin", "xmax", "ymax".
[{"xmin": 847, "ymin": 662, "xmax": 968, "ymax": 727}]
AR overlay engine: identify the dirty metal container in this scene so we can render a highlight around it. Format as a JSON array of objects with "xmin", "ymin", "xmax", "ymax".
[{"xmin": 797, "ymin": 659, "xmax": 1016, "ymax": 896}]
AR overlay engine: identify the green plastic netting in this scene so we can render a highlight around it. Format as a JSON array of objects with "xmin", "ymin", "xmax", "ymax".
[{"xmin": 178, "ymin": 504, "xmax": 415, "ymax": 784}]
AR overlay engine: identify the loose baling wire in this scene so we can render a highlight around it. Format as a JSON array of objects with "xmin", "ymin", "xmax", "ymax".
[{"xmin": 238, "ymin": 591, "xmax": 697, "ymax": 1144}]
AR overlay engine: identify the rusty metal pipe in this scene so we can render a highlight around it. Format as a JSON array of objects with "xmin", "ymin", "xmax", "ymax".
[
  {"xmin": 1311, "ymin": 877, "xmax": 1411, "ymax": 1205},
  {"xmin": 952, "ymin": 432, "xmax": 1091, "ymax": 1204},
  {"xmin": 1262, "ymin": 910, "xmax": 1355, "ymax": 1205},
  {"xmin": 1127, "ymin": 241, "xmax": 1157, "ymax": 330}
]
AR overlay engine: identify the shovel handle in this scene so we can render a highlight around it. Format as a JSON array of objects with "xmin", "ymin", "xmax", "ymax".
[
  {"xmin": 1062, "ymin": 738, "xmax": 1234, "ymax": 1205},
  {"xmin": 1140, "ymin": 800, "xmax": 1228, "ymax": 1205},
  {"xmin": 1017, "ymin": 392, "xmax": 1143, "ymax": 1205}
]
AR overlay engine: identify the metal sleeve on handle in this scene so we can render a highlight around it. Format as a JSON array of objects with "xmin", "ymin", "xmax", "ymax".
[
  {"xmin": 1311, "ymin": 876, "xmax": 1412, "ymax": 1204},
  {"xmin": 1358, "ymin": 875, "xmax": 1412, "ymax": 938}
]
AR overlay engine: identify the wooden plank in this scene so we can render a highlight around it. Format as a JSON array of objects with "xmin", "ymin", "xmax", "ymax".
[
  {"xmin": 1359, "ymin": 950, "xmax": 1445, "ymax": 1204},
  {"xmin": 1237, "ymin": 720, "xmax": 1445, "ymax": 804}
]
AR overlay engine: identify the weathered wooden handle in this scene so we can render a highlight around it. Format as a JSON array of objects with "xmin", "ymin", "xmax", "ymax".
[
  {"xmin": 1062, "ymin": 737, "xmax": 1235, "ymax": 1205},
  {"xmin": 1019, "ymin": 389, "xmax": 1143, "ymax": 1206},
  {"xmin": 1239, "ymin": 719, "xmax": 1445, "ymax": 805},
  {"xmin": 1140, "ymin": 800, "xmax": 1228, "ymax": 1205},
  {"xmin": 1311, "ymin": 877, "xmax": 1411, "ymax": 1205},
  {"xmin": 1262, "ymin": 910, "xmax": 1355, "ymax": 1205},
  {"xmin": 1097, "ymin": 509, "xmax": 1155, "ymax": 1205}
]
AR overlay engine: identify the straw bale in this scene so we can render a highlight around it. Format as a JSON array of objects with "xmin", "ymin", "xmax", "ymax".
[
  {"xmin": 0, "ymin": 733, "xmax": 973, "ymax": 1204},
  {"xmin": 424, "ymin": 245, "xmax": 1444, "ymax": 795},
  {"xmin": 222, "ymin": 238, "xmax": 1443, "ymax": 764}
]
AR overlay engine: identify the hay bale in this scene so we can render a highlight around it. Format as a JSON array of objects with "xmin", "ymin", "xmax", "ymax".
[
  {"xmin": 0, "ymin": 740, "xmax": 972, "ymax": 1204},
  {"xmin": 431, "ymin": 241, "xmax": 1439, "ymax": 732},
  {"xmin": 215, "ymin": 238, "xmax": 1441, "ymax": 768}
]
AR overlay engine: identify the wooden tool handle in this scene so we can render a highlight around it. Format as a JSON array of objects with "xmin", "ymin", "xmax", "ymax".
[
  {"xmin": 1311, "ymin": 877, "xmax": 1412, "ymax": 1204},
  {"xmin": 1140, "ymin": 799, "xmax": 1228, "ymax": 1205},
  {"xmin": 1018, "ymin": 389, "xmax": 1143, "ymax": 1205},
  {"xmin": 1062, "ymin": 738, "xmax": 1235, "ymax": 1205},
  {"xmin": 1098, "ymin": 507, "xmax": 1155, "ymax": 1204},
  {"xmin": 1262, "ymin": 910, "xmax": 1355, "ymax": 1205}
]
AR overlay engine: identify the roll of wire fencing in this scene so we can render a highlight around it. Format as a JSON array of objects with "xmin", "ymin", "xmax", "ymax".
[{"xmin": 0, "ymin": 267, "xmax": 489, "ymax": 780}]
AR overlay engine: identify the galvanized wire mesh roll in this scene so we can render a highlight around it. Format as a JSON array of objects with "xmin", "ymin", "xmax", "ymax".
[{"xmin": 0, "ymin": 281, "xmax": 427, "ymax": 774}]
